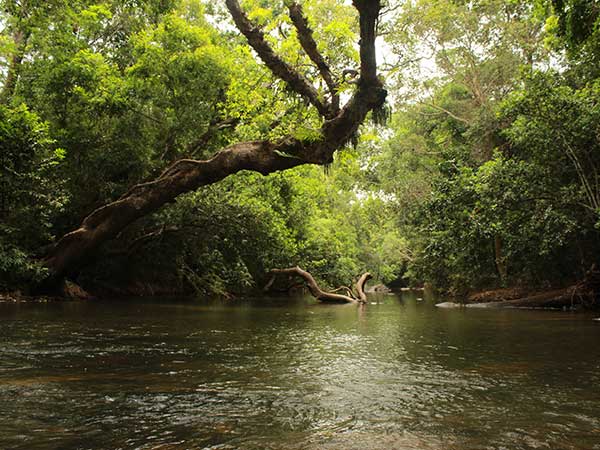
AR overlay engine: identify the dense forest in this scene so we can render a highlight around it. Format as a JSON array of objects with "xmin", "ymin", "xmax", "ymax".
[{"xmin": 1, "ymin": 0, "xmax": 600, "ymax": 303}]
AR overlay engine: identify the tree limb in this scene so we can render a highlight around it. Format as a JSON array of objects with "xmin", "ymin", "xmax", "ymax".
[
  {"xmin": 41, "ymin": 0, "xmax": 386, "ymax": 281},
  {"xmin": 225, "ymin": 0, "xmax": 331, "ymax": 118},
  {"xmin": 419, "ymin": 102, "xmax": 471, "ymax": 124},
  {"xmin": 287, "ymin": 2, "xmax": 339, "ymax": 113},
  {"xmin": 185, "ymin": 117, "xmax": 240, "ymax": 157},
  {"xmin": 354, "ymin": 0, "xmax": 380, "ymax": 84},
  {"xmin": 329, "ymin": 286, "xmax": 356, "ymax": 298}
]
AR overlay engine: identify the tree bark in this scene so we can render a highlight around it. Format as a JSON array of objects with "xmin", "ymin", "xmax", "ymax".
[
  {"xmin": 287, "ymin": 2, "xmax": 339, "ymax": 113},
  {"xmin": 268, "ymin": 267, "xmax": 372, "ymax": 303},
  {"xmin": 356, "ymin": 271, "xmax": 373, "ymax": 302},
  {"xmin": 41, "ymin": 0, "xmax": 386, "ymax": 281}
]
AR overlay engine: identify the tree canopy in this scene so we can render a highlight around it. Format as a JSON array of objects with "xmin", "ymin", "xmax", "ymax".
[{"xmin": 1, "ymin": 0, "xmax": 599, "ymax": 300}]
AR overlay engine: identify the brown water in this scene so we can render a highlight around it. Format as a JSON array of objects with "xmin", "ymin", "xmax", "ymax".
[{"xmin": 1, "ymin": 292, "xmax": 600, "ymax": 449}]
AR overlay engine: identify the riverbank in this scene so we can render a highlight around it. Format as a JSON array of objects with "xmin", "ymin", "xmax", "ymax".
[
  {"xmin": 436, "ymin": 282, "xmax": 598, "ymax": 310},
  {"xmin": 0, "ymin": 291, "xmax": 58, "ymax": 303}
]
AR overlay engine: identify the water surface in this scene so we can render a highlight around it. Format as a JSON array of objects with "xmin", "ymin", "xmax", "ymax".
[{"xmin": 1, "ymin": 292, "xmax": 599, "ymax": 449}]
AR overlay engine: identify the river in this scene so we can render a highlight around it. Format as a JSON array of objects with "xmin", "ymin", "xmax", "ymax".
[{"xmin": 1, "ymin": 292, "xmax": 599, "ymax": 449}]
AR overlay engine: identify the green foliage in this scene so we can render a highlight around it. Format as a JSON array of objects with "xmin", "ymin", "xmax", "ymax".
[
  {"xmin": 547, "ymin": 0, "xmax": 600, "ymax": 80},
  {"xmin": 0, "ymin": 104, "xmax": 65, "ymax": 289},
  {"xmin": 551, "ymin": 0, "xmax": 599, "ymax": 48},
  {"xmin": 377, "ymin": 66, "xmax": 600, "ymax": 293},
  {"xmin": 4, "ymin": 0, "xmax": 599, "ymax": 300},
  {"xmin": 367, "ymin": 0, "xmax": 600, "ymax": 295},
  {"xmin": 0, "ymin": 243, "xmax": 48, "ymax": 290},
  {"xmin": 89, "ymin": 152, "xmax": 407, "ymax": 296},
  {"xmin": 2, "ymin": 0, "xmax": 393, "ymax": 296}
]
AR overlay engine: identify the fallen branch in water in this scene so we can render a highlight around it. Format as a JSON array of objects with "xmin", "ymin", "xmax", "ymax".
[
  {"xmin": 267, "ymin": 266, "xmax": 372, "ymax": 303},
  {"xmin": 437, "ymin": 280, "xmax": 597, "ymax": 310},
  {"xmin": 355, "ymin": 271, "xmax": 372, "ymax": 303}
]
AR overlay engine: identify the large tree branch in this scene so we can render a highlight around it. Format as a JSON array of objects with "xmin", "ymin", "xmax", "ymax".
[
  {"xmin": 356, "ymin": 271, "xmax": 372, "ymax": 302},
  {"xmin": 354, "ymin": 0, "xmax": 380, "ymax": 84},
  {"xmin": 287, "ymin": 2, "xmax": 339, "ymax": 113},
  {"xmin": 225, "ymin": 0, "xmax": 332, "ymax": 118},
  {"xmin": 42, "ymin": 0, "xmax": 386, "ymax": 281},
  {"xmin": 43, "ymin": 139, "xmax": 306, "ymax": 276}
]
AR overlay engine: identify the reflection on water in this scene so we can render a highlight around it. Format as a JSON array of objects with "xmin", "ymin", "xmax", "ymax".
[{"xmin": 1, "ymin": 292, "xmax": 600, "ymax": 449}]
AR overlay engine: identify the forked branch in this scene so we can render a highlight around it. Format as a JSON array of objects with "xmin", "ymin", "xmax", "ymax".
[
  {"xmin": 268, "ymin": 266, "xmax": 372, "ymax": 304},
  {"xmin": 225, "ymin": 0, "xmax": 331, "ymax": 118}
]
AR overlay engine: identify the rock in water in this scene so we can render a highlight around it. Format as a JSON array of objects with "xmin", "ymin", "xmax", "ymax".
[{"xmin": 435, "ymin": 302, "xmax": 463, "ymax": 308}]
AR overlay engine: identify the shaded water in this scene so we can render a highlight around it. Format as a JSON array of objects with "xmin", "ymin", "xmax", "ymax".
[{"xmin": 1, "ymin": 292, "xmax": 600, "ymax": 449}]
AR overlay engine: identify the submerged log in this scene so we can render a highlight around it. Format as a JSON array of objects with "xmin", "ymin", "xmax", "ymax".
[
  {"xmin": 436, "ymin": 285, "xmax": 593, "ymax": 309},
  {"xmin": 268, "ymin": 267, "xmax": 371, "ymax": 303},
  {"xmin": 467, "ymin": 288, "xmax": 582, "ymax": 308}
]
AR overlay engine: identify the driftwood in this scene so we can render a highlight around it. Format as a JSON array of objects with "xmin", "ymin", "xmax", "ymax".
[
  {"xmin": 438, "ymin": 267, "xmax": 600, "ymax": 310},
  {"xmin": 268, "ymin": 267, "xmax": 372, "ymax": 303},
  {"xmin": 436, "ymin": 290, "xmax": 581, "ymax": 309},
  {"xmin": 355, "ymin": 271, "xmax": 371, "ymax": 302},
  {"xmin": 466, "ymin": 287, "xmax": 582, "ymax": 309}
]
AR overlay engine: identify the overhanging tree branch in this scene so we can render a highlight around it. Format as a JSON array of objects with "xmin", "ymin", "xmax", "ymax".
[
  {"xmin": 225, "ymin": 0, "xmax": 331, "ymax": 118},
  {"xmin": 42, "ymin": 0, "xmax": 386, "ymax": 282},
  {"xmin": 287, "ymin": 2, "xmax": 339, "ymax": 113}
]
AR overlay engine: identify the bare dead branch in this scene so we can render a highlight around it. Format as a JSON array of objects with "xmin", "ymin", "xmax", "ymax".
[
  {"xmin": 268, "ymin": 267, "xmax": 372, "ymax": 304},
  {"xmin": 269, "ymin": 267, "xmax": 359, "ymax": 303},
  {"xmin": 330, "ymin": 286, "xmax": 357, "ymax": 298},
  {"xmin": 356, "ymin": 272, "xmax": 373, "ymax": 302}
]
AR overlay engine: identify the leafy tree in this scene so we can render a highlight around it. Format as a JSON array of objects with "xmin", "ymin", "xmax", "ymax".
[
  {"xmin": 29, "ymin": 0, "xmax": 386, "ymax": 290},
  {"xmin": 0, "ymin": 104, "xmax": 66, "ymax": 289}
]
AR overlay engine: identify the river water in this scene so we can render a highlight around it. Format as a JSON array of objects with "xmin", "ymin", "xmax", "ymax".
[{"xmin": 1, "ymin": 292, "xmax": 600, "ymax": 450}]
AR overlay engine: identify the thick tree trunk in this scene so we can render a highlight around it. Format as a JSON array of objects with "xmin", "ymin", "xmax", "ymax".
[
  {"xmin": 41, "ymin": 0, "xmax": 386, "ymax": 282},
  {"xmin": 268, "ymin": 267, "xmax": 372, "ymax": 303}
]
